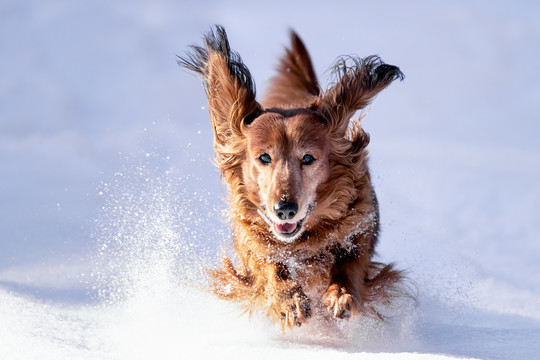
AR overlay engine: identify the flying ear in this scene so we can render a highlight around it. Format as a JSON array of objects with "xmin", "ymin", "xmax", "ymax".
[
  {"xmin": 177, "ymin": 26, "xmax": 262, "ymax": 172},
  {"xmin": 262, "ymin": 30, "xmax": 320, "ymax": 108},
  {"xmin": 315, "ymin": 55, "xmax": 404, "ymax": 138}
]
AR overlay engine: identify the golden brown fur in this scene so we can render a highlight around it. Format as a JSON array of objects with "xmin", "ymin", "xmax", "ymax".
[{"xmin": 179, "ymin": 26, "xmax": 406, "ymax": 329}]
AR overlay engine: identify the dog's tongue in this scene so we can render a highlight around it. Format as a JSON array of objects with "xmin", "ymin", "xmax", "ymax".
[{"xmin": 276, "ymin": 222, "xmax": 297, "ymax": 234}]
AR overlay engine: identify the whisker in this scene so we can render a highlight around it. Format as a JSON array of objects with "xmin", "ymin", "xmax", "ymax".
[{"xmin": 257, "ymin": 209, "xmax": 273, "ymax": 227}]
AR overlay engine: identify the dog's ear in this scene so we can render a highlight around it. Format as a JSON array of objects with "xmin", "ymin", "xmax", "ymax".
[
  {"xmin": 178, "ymin": 26, "xmax": 262, "ymax": 164},
  {"xmin": 314, "ymin": 55, "xmax": 404, "ymax": 138},
  {"xmin": 262, "ymin": 31, "xmax": 320, "ymax": 108}
]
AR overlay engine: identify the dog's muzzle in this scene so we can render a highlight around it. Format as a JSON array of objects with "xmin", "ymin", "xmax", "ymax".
[{"xmin": 257, "ymin": 208, "xmax": 305, "ymax": 243}]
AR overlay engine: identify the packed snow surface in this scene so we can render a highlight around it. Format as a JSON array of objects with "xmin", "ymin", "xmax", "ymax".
[{"xmin": 1, "ymin": 1, "xmax": 539, "ymax": 359}]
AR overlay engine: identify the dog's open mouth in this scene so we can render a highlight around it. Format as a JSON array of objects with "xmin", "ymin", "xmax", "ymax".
[
  {"xmin": 257, "ymin": 209, "xmax": 304, "ymax": 242},
  {"xmin": 275, "ymin": 218, "xmax": 304, "ymax": 238},
  {"xmin": 275, "ymin": 222, "xmax": 297, "ymax": 234}
]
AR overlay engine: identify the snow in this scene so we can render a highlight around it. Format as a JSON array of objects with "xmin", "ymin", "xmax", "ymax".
[{"xmin": 1, "ymin": 0, "xmax": 540, "ymax": 359}]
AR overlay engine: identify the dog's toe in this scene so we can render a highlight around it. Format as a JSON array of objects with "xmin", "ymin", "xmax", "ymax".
[
  {"xmin": 323, "ymin": 286, "xmax": 359, "ymax": 319},
  {"xmin": 280, "ymin": 290, "xmax": 311, "ymax": 328}
]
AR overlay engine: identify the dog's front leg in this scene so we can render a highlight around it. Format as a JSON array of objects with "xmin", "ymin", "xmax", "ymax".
[
  {"xmin": 323, "ymin": 253, "xmax": 370, "ymax": 319},
  {"xmin": 260, "ymin": 261, "xmax": 311, "ymax": 328}
]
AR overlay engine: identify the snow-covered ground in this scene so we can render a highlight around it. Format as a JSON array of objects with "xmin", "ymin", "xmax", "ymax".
[{"xmin": 1, "ymin": 1, "xmax": 539, "ymax": 359}]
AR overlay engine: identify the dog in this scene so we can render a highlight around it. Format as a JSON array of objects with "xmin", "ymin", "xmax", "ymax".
[{"xmin": 179, "ymin": 26, "xmax": 405, "ymax": 329}]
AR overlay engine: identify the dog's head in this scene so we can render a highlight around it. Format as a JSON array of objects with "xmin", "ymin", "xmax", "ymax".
[
  {"xmin": 242, "ymin": 108, "xmax": 330, "ymax": 242},
  {"xmin": 179, "ymin": 26, "xmax": 403, "ymax": 243}
]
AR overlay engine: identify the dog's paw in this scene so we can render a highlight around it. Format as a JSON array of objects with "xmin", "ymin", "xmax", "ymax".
[
  {"xmin": 277, "ymin": 286, "xmax": 311, "ymax": 328},
  {"xmin": 323, "ymin": 284, "xmax": 359, "ymax": 319}
]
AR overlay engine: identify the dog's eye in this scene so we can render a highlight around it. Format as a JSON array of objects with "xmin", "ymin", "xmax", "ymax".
[
  {"xmin": 258, "ymin": 153, "xmax": 272, "ymax": 165},
  {"xmin": 301, "ymin": 154, "xmax": 316, "ymax": 166}
]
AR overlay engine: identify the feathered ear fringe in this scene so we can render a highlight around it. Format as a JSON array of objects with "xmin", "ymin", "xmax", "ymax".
[
  {"xmin": 177, "ymin": 25, "xmax": 257, "ymax": 100},
  {"xmin": 177, "ymin": 25, "xmax": 262, "ymax": 180},
  {"xmin": 316, "ymin": 55, "xmax": 404, "ymax": 138}
]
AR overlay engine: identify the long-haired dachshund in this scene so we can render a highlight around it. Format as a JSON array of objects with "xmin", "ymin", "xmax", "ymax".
[{"xmin": 179, "ymin": 26, "xmax": 406, "ymax": 329}]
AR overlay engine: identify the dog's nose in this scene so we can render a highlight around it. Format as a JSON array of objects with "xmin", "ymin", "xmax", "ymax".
[{"xmin": 273, "ymin": 201, "xmax": 298, "ymax": 220}]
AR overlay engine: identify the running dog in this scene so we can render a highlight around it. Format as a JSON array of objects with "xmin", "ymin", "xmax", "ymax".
[{"xmin": 179, "ymin": 26, "xmax": 405, "ymax": 329}]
